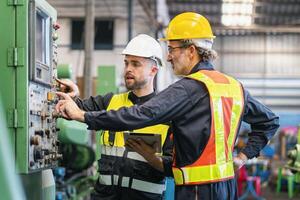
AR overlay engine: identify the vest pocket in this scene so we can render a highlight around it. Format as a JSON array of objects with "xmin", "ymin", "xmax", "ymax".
[
  {"xmin": 132, "ymin": 161, "xmax": 165, "ymax": 183},
  {"xmin": 98, "ymin": 155, "xmax": 115, "ymax": 175}
]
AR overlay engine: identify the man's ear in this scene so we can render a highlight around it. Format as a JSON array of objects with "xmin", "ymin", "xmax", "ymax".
[
  {"xmin": 150, "ymin": 66, "xmax": 159, "ymax": 76},
  {"xmin": 188, "ymin": 45, "xmax": 197, "ymax": 58}
]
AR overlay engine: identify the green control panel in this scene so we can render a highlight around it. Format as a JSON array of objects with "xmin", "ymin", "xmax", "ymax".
[{"xmin": 0, "ymin": 0, "xmax": 61, "ymax": 173}]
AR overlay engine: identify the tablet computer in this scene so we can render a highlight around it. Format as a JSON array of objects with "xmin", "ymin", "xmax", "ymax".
[{"xmin": 123, "ymin": 132, "xmax": 162, "ymax": 153}]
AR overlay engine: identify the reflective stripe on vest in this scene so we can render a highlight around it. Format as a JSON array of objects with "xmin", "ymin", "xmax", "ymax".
[
  {"xmin": 172, "ymin": 70, "xmax": 244, "ymax": 185},
  {"xmin": 99, "ymin": 174, "xmax": 166, "ymax": 194},
  {"xmin": 102, "ymin": 92, "xmax": 169, "ymax": 151},
  {"xmin": 101, "ymin": 145, "xmax": 147, "ymax": 162}
]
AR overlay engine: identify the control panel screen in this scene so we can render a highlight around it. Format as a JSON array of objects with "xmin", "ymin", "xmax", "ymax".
[{"xmin": 34, "ymin": 9, "xmax": 51, "ymax": 85}]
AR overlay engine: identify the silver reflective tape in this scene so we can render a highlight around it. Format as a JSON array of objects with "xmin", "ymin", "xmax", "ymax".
[
  {"xmin": 99, "ymin": 174, "xmax": 165, "ymax": 194},
  {"xmin": 99, "ymin": 174, "xmax": 119, "ymax": 185},
  {"xmin": 101, "ymin": 145, "xmax": 147, "ymax": 162},
  {"xmin": 121, "ymin": 177, "xmax": 165, "ymax": 194}
]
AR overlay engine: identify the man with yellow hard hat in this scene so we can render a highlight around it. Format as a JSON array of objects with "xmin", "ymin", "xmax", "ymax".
[{"xmin": 56, "ymin": 12, "xmax": 279, "ymax": 199}]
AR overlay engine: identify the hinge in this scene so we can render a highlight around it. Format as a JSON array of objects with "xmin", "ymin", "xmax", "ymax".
[
  {"xmin": 7, "ymin": 47, "xmax": 24, "ymax": 67},
  {"xmin": 7, "ymin": 0, "xmax": 24, "ymax": 6},
  {"xmin": 7, "ymin": 108, "xmax": 25, "ymax": 128}
]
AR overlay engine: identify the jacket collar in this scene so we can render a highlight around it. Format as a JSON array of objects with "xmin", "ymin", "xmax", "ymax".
[{"xmin": 189, "ymin": 61, "xmax": 214, "ymax": 74}]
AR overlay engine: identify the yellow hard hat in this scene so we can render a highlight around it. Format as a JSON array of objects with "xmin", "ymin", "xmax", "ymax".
[{"xmin": 161, "ymin": 12, "xmax": 216, "ymax": 41}]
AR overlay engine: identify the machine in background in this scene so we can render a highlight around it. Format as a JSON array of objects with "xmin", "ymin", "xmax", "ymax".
[
  {"xmin": 286, "ymin": 141, "xmax": 300, "ymax": 182},
  {"xmin": 53, "ymin": 64, "xmax": 98, "ymax": 200}
]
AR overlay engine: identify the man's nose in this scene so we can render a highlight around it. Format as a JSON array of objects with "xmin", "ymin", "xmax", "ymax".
[
  {"xmin": 125, "ymin": 65, "xmax": 132, "ymax": 72},
  {"xmin": 167, "ymin": 53, "xmax": 172, "ymax": 62}
]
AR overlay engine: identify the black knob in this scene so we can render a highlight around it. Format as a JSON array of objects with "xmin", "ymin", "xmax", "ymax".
[
  {"xmin": 45, "ymin": 129, "xmax": 51, "ymax": 138},
  {"xmin": 30, "ymin": 161, "xmax": 35, "ymax": 167},
  {"xmin": 42, "ymin": 149, "xmax": 50, "ymax": 155},
  {"xmin": 35, "ymin": 130, "xmax": 44, "ymax": 137},
  {"xmin": 33, "ymin": 147, "xmax": 44, "ymax": 161}
]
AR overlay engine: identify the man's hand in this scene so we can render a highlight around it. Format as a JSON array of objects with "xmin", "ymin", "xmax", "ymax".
[
  {"xmin": 56, "ymin": 78, "xmax": 80, "ymax": 98},
  {"xmin": 55, "ymin": 92, "xmax": 85, "ymax": 122},
  {"xmin": 126, "ymin": 138, "xmax": 156, "ymax": 156},
  {"xmin": 125, "ymin": 138, "xmax": 163, "ymax": 172},
  {"xmin": 233, "ymin": 152, "xmax": 248, "ymax": 172}
]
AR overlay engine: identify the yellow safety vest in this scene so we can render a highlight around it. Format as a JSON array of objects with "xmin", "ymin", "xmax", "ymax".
[
  {"xmin": 102, "ymin": 92, "xmax": 169, "ymax": 149},
  {"xmin": 172, "ymin": 70, "xmax": 244, "ymax": 185}
]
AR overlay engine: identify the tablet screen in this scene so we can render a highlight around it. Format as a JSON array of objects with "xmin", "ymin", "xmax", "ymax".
[{"xmin": 123, "ymin": 132, "xmax": 161, "ymax": 153}]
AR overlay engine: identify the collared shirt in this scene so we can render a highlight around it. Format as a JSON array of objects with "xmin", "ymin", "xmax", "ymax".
[{"xmin": 84, "ymin": 61, "xmax": 279, "ymax": 169}]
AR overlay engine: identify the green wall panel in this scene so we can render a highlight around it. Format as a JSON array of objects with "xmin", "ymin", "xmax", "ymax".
[{"xmin": 96, "ymin": 65, "xmax": 117, "ymax": 95}]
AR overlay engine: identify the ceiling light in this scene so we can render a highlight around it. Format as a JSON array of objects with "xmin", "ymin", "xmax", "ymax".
[{"xmin": 222, "ymin": 0, "xmax": 254, "ymax": 26}]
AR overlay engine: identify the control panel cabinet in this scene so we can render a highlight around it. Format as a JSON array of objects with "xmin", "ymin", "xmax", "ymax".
[{"xmin": 0, "ymin": 0, "xmax": 61, "ymax": 173}]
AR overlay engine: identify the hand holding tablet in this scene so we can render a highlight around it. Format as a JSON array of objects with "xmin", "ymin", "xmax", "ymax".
[{"xmin": 123, "ymin": 132, "xmax": 162, "ymax": 153}]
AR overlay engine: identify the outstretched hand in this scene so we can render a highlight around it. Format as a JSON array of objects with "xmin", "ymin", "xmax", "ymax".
[
  {"xmin": 55, "ymin": 92, "xmax": 85, "ymax": 122},
  {"xmin": 56, "ymin": 78, "xmax": 80, "ymax": 98}
]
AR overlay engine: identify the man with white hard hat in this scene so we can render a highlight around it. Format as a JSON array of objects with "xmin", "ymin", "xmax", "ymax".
[{"xmin": 56, "ymin": 34, "xmax": 173, "ymax": 200}]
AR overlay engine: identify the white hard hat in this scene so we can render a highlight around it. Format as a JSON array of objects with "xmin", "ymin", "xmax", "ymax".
[{"xmin": 122, "ymin": 34, "xmax": 163, "ymax": 67}]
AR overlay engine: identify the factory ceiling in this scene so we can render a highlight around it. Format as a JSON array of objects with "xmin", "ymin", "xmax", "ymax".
[
  {"xmin": 167, "ymin": 0, "xmax": 300, "ymax": 33},
  {"xmin": 48, "ymin": 0, "xmax": 300, "ymax": 33}
]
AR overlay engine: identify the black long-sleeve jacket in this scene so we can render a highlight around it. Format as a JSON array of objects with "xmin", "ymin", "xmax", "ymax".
[
  {"xmin": 84, "ymin": 61, "xmax": 280, "ymax": 172},
  {"xmin": 74, "ymin": 91, "xmax": 174, "ymax": 176}
]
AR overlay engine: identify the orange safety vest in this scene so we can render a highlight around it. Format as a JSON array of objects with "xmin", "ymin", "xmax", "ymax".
[{"xmin": 172, "ymin": 70, "xmax": 244, "ymax": 185}]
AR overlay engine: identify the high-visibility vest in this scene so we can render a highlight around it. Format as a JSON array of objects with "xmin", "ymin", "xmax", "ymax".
[
  {"xmin": 102, "ymin": 92, "xmax": 169, "ymax": 152},
  {"xmin": 100, "ymin": 93, "xmax": 169, "ymax": 194},
  {"xmin": 172, "ymin": 70, "xmax": 244, "ymax": 185}
]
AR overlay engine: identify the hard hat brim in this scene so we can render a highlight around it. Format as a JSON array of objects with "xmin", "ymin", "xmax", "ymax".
[{"xmin": 159, "ymin": 35, "xmax": 216, "ymax": 41}]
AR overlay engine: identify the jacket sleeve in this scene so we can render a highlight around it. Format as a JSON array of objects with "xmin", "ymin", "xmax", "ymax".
[
  {"xmin": 84, "ymin": 82, "xmax": 193, "ymax": 131},
  {"xmin": 73, "ymin": 92, "xmax": 114, "ymax": 111},
  {"xmin": 161, "ymin": 127, "xmax": 174, "ymax": 177},
  {"xmin": 240, "ymin": 89, "xmax": 280, "ymax": 159}
]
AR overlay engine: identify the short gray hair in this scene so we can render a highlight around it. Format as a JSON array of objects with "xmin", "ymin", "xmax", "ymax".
[{"xmin": 179, "ymin": 39, "xmax": 218, "ymax": 62}]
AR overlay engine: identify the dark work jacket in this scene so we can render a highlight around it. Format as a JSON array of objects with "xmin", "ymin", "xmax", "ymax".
[
  {"xmin": 83, "ymin": 61, "xmax": 279, "ymax": 199},
  {"xmin": 74, "ymin": 92, "xmax": 174, "ymax": 177},
  {"xmin": 85, "ymin": 61, "xmax": 279, "ymax": 166}
]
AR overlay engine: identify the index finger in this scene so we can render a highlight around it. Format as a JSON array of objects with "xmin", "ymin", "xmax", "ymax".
[
  {"xmin": 55, "ymin": 78, "xmax": 69, "ymax": 86},
  {"xmin": 56, "ymin": 91, "xmax": 72, "ymax": 100}
]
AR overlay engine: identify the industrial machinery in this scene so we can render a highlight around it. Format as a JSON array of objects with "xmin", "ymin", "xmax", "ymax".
[
  {"xmin": 53, "ymin": 65, "xmax": 97, "ymax": 200},
  {"xmin": 285, "ymin": 128, "xmax": 300, "ymax": 183},
  {"xmin": 286, "ymin": 144, "xmax": 300, "ymax": 183},
  {"xmin": 0, "ymin": 0, "xmax": 60, "ymax": 199}
]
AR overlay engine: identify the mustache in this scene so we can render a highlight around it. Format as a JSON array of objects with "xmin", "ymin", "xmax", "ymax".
[{"xmin": 125, "ymin": 72, "xmax": 135, "ymax": 78}]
